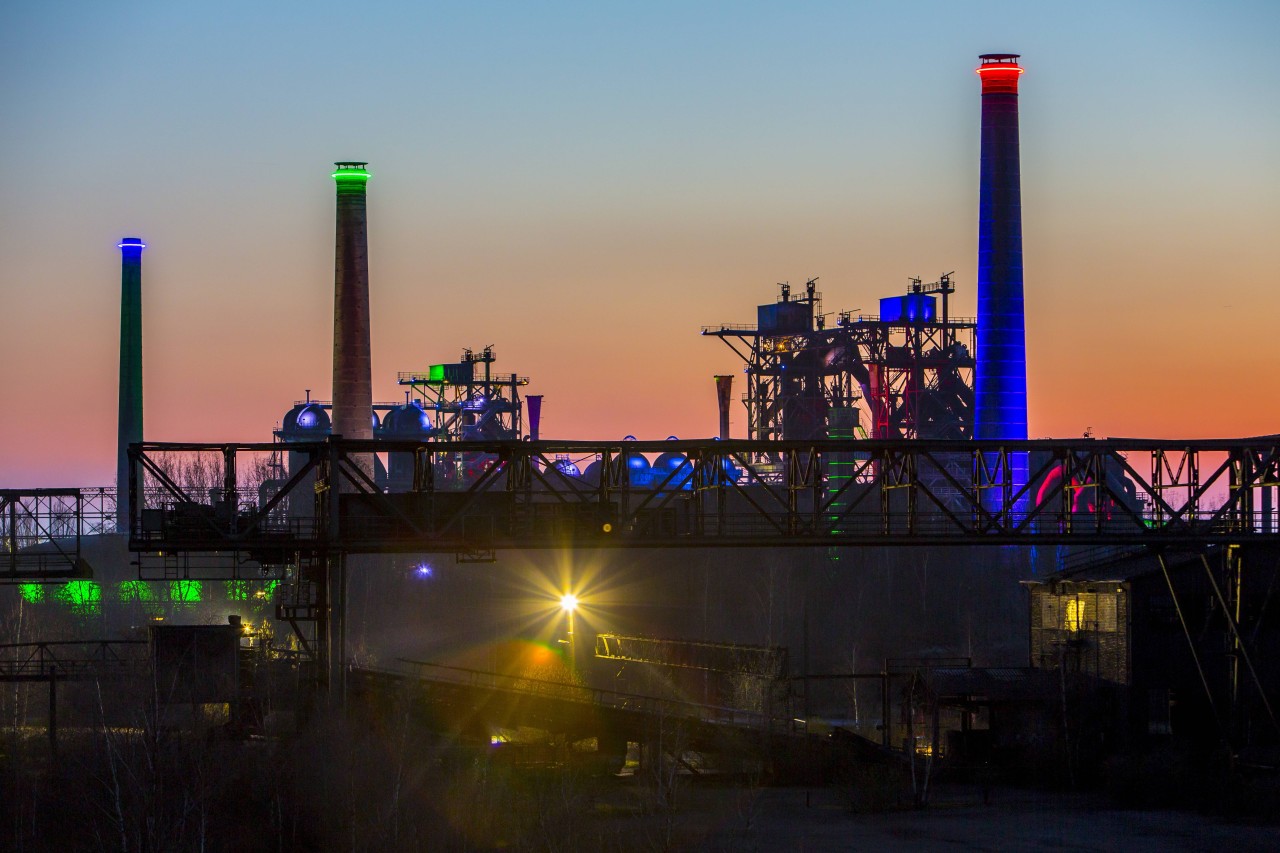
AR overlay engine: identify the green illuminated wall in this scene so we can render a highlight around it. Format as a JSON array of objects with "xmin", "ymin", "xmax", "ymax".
[
  {"xmin": 13, "ymin": 578, "xmax": 280, "ymax": 616},
  {"xmin": 169, "ymin": 580, "xmax": 203, "ymax": 605},
  {"xmin": 119, "ymin": 580, "xmax": 157, "ymax": 603},
  {"xmin": 55, "ymin": 580, "xmax": 102, "ymax": 616}
]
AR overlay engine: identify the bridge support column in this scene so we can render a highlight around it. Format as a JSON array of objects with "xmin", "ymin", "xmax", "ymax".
[
  {"xmin": 326, "ymin": 554, "xmax": 347, "ymax": 708},
  {"xmin": 48, "ymin": 667, "xmax": 57, "ymax": 753}
]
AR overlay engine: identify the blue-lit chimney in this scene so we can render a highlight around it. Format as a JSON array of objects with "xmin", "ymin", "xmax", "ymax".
[
  {"xmin": 975, "ymin": 55, "xmax": 1028, "ymax": 504},
  {"xmin": 975, "ymin": 54, "xmax": 1026, "ymax": 445}
]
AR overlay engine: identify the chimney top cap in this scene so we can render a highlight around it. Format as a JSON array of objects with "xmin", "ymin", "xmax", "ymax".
[
  {"xmin": 117, "ymin": 237, "xmax": 146, "ymax": 250},
  {"xmin": 332, "ymin": 162, "xmax": 371, "ymax": 183},
  {"xmin": 976, "ymin": 55, "xmax": 1023, "ymax": 92}
]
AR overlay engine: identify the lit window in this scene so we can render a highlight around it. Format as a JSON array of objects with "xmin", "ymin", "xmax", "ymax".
[{"xmin": 1064, "ymin": 598, "xmax": 1084, "ymax": 632}]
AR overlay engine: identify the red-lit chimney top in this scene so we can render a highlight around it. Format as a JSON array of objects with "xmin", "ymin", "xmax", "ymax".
[{"xmin": 977, "ymin": 53, "xmax": 1023, "ymax": 95}]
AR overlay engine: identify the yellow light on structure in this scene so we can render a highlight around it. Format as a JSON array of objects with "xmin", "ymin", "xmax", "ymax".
[{"xmin": 559, "ymin": 593, "xmax": 579, "ymax": 613}]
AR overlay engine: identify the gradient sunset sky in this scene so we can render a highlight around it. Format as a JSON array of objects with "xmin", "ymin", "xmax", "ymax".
[{"xmin": 2, "ymin": 1, "xmax": 1277, "ymax": 486}]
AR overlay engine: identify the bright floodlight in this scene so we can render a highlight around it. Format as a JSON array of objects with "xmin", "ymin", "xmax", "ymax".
[{"xmin": 559, "ymin": 593, "xmax": 579, "ymax": 613}]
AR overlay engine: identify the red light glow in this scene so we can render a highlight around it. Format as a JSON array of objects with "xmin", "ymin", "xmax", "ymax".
[{"xmin": 976, "ymin": 62, "xmax": 1023, "ymax": 95}]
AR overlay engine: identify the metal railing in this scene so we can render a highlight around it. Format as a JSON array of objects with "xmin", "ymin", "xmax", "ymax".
[
  {"xmin": 376, "ymin": 659, "xmax": 792, "ymax": 733},
  {"xmin": 0, "ymin": 640, "xmax": 149, "ymax": 681}
]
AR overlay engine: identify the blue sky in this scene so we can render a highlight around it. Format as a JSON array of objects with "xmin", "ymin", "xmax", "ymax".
[{"xmin": 2, "ymin": 1, "xmax": 1278, "ymax": 484}]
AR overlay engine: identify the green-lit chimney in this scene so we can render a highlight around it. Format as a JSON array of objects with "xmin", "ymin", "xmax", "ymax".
[
  {"xmin": 116, "ymin": 237, "xmax": 145, "ymax": 533},
  {"xmin": 331, "ymin": 163, "xmax": 373, "ymax": 446}
]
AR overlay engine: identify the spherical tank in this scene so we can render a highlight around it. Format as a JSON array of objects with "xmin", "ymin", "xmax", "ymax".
[
  {"xmin": 381, "ymin": 402, "xmax": 432, "ymax": 492},
  {"xmin": 281, "ymin": 402, "xmax": 331, "ymax": 439},
  {"xmin": 652, "ymin": 451, "xmax": 692, "ymax": 489},
  {"xmin": 625, "ymin": 451, "xmax": 652, "ymax": 487},
  {"xmin": 550, "ymin": 457, "xmax": 582, "ymax": 478},
  {"xmin": 380, "ymin": 401, "xmax": 433, "ymax": 438}
]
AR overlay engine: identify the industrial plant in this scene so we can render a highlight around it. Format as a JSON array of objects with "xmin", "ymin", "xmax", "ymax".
[{"xmin": 3, "ymin": 54, "xmax": 1279, "ymax": 850}]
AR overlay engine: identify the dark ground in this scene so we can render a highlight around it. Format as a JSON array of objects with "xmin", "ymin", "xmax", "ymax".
[
  {"xmin": 5, "ymin": 723, "xmax": 1277, "ymax": 852},
  {"xmin": 666, "ymin": 784, "xmax": 1280, "ymax": 852}
]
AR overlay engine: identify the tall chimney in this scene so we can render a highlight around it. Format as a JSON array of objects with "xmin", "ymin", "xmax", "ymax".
[
  {"xmin": 331, "ymin": 163, "xmax": 373, "ymax": 448},
  {"xmin": 974, "ymin": 55, "xmax": 1028, "ymax": 496},
  {"xmin": 116, "ymin": 237, "xmax": 145, "ymax": 532},
  {"xmin": 974, "ymin": 55, "xmax": 1026, "ymax": 443}
]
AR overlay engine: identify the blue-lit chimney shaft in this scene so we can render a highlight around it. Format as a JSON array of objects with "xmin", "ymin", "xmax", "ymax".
[
  {"xmin": 975, "ymin": 54, "xmax": 1027, "ymax": 505},
  {"xmin": 117, "ymin": 237, "xmax": 145, "ymax": 533}
]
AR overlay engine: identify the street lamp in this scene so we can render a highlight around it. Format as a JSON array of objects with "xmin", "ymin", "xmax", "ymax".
[{"xmin": 559, "ymin": 593, "xmax": 578, "ymax": 672}]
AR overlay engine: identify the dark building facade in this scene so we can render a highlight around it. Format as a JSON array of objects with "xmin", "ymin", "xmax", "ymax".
[{"xmin": 1025, "ymin": 546, "xmax": 1280, "ymax": 761}]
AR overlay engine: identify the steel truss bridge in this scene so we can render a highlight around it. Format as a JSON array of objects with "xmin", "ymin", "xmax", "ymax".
[
  {"xmin": 118, "ymin": 436, "xmax": 1280, "ymax": 570},
  {"xmin": 1, "ymin": 488, "xmax": 112, "ymax": 579},
  {"xmin": 6, "ymin": 435, "xmax": 1279, "ymax": 715},
  {"xmin": 0, "ymin": 640, "xmax": 149, "ymax": 748}
]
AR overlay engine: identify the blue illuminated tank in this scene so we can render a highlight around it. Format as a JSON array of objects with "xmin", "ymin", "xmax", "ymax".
[
  {"xmin": 652, "ymin": 451, "xmax": 693, "ymax": 489},
  {"xmin": 625, "ymin": 453, "xmax": 652, "ymax": 487},
  {"xmin": 380, "ymin": 401, "xmax": 433, "ymax": 437},
  {"xmin": 281, "ymin": 402, "xmax": 331, "ymax": 438},
  {"xmin": 579, "ymin": 448, "xmax": 654, "ymax": 488},
  {"xmin": 380, "ymin": 402, "xmax": 432, "ymax": 491},
  {"xmin": 549, "ymin": 457, "xmax": 582, "ymax": 478},
  {"xmin": 617, "ymin": 437, "xmax": 650, "ymax": 487},
  {"xmin": 277, "ymin": 401, "xmax": 387, "ymax": 496}
]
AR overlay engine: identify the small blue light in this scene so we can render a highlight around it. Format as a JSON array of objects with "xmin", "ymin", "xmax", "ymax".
[{"xmin": 413, "ymin": 563, "xmax": 434, "ymax": 579}]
